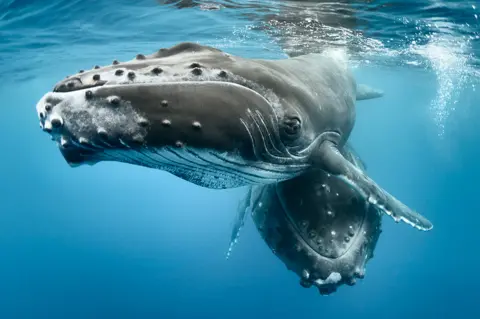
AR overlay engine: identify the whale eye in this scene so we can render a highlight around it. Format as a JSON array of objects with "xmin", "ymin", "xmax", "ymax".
[{"xmin": 282, "ymin": 116, "xmax": 301, "ymax": 136}]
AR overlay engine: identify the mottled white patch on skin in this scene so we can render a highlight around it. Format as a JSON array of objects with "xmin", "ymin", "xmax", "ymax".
[
  {"xmin": 314, "ymin": 272, "xmax": 342, "ymax": 286},
  {"xmin": 36, "ymin": 88, "xmax": 148, "ymax": 149}
]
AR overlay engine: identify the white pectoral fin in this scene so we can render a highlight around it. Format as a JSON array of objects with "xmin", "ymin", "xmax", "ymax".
[
  {"xmin": 316, "ymin": 141, "xmax": 433, "ymax": 231},
  {"xmin": 226, "ymin": 187, "xmax": 252, "ymax": 260}
]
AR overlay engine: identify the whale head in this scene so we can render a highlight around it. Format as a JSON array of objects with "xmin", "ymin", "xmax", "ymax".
[{"xmin": 36, "ymin": 43, "xmax": 321, "ymax": 189}]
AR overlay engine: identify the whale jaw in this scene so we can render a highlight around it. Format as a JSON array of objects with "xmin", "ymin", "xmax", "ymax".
[{"xmin": 36, "ymin": 81, "xmax": 309, "ymax": 189}]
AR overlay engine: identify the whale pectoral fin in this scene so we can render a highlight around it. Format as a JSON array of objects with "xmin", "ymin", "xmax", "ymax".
[
  {"xmin": 356, "ymin": 84, "xmax": 384, "ymax": 101},
  {"xmin": 226, "ymin": 187, "xmax": 253, "ymax": 260},
  {"xmin": 314, "ymin": 141, "xmax": 433, "ymax": 231},
  {"xmin": 342, "ymin": 143, "xmax": 367, "ymax": 171}
]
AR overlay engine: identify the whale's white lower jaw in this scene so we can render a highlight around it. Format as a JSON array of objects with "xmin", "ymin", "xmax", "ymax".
[
  {"xmin": 91, "ymin": 146, "xmax": 308, "ymax": 189},
  {"xmin": 57, "ymin": 137, "xmax": 308, "ymax": 189}
]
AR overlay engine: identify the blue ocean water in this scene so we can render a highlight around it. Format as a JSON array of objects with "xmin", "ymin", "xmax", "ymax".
[{"xmin": 0, "ymin": 0, "xmax": 479, "ymax": 318}]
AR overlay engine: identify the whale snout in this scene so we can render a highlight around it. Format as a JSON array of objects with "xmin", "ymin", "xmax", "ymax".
[{"xmin": 36, "ymin": 87, "xmax": 150, "ymax": 167}]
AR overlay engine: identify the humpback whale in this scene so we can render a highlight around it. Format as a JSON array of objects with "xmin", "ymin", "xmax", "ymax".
[
  {"xmin": 36, "ymin": 42, "xmax": 431, "ymax": 232},
  {"xmin": 35, "ymin": 43, "xmax": 432, "ymax": 295}
]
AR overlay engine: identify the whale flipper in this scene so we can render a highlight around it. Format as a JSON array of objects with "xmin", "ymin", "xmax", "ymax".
[
  {"xmin": 315, "ymin": 141, "xmax": 433, "ymax": 231},
  {"xmin": 226, "ymin": 187, "xmax": 252, "ymax": 260},
  {"xmin": 356, "ymin": 84, "xmax": 384, "ymax": 100},
  {"xmin": 342, "ymin": 144, "xmax": 367, "ymax": 171}
]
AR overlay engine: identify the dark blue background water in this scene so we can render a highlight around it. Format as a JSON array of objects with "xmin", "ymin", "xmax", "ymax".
[{"xmin": 0, "ymin": 1, "xmax": 479, "ymax": 318}]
